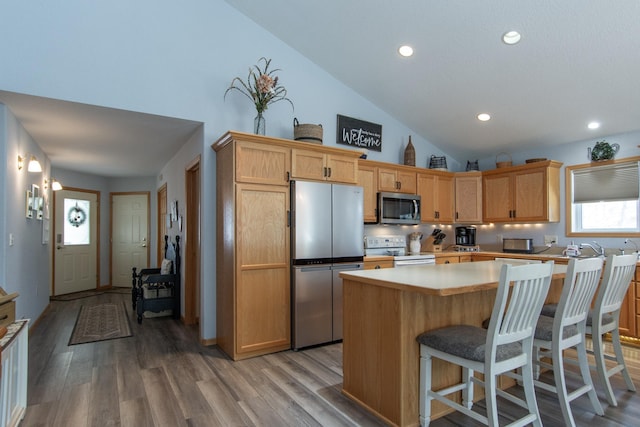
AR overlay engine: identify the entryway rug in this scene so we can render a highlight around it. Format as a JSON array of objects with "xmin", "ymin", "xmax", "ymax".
[
  {"xmin": 68, "ymin": 302, "xmax": 132, "ymax": 345},
  {"xmin": 51, "ymin": 289, "xmax": 106, "ymax": 301}
]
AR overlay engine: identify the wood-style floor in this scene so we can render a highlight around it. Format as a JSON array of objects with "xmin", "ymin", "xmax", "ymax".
[{"xmin": 23, "ymin": 291, "xmax": 640, "ymax": 426}]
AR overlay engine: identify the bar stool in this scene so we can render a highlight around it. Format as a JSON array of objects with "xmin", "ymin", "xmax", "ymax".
[
  {"xmin": 540, "ymin": 253, "xmax": 638, "ymax": 406},
  {"xmin": 587, "ymin": 253, "xmax": 638, "ymax": 406},
  {"xmin": 532, "ymin": 257, "xmax": 604, "ymax": 426},
  {"xmin": 416, "ymin": 262, "xmax": 554, "ymax": 427}
]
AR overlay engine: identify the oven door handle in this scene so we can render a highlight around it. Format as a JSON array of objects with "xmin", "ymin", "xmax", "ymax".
[{"xmin": 395, "ymin": 259, "xmax": 436, "ymax": 266}]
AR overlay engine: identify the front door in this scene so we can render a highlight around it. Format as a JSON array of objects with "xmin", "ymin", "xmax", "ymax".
[
  {"xmin": 53, "ymin": 189, "xmax": 99, "ymax": 295},
  {"xmin": 111, "ymin": 193, "xmax": 149, "ymax": 287}
]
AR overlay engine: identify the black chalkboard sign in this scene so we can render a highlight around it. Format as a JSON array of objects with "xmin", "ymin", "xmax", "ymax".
[{"xmin": 336, "ymin": 114, "xmax": 382, "ymax": 152}]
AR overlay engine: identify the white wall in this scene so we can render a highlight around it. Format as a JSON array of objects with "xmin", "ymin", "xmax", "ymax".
[
  {"xmin": 0, "ymin": 105, "xmax": 50, "ymax": 321},
  {"xmin": 2, "ymin": 1, "xmax": 637, "ymax": 339},
  {"xmin": 0, "ymin": 0, "xmax": 452, "ymax": 340}
]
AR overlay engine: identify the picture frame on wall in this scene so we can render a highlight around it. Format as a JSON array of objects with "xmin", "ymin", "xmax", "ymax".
[{"xmin": 26, "ymin": 189, "xmax": 33, "ymax": 219}]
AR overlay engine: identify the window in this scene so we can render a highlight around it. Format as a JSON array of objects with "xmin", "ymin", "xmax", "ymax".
[
  {"xmin": 64, "ymin": 198, "xmax": 91, "ymax": 245},
  {"xmin": 566, "ymin": 157, "xmax": 640, "ymax": 236}
]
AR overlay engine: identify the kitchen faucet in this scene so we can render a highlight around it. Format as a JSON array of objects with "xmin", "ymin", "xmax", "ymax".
[
  {"xmin": 579, "ymin": 241, "xmax": 605, "ymax": 257},
  {"xmin": 623, "ymin": 238, "xmax": 639, "ymax": 254}
]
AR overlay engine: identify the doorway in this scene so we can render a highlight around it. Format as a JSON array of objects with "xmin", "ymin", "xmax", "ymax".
[
  {"xmin": 185, "ymin": 156, "xmax": 201, "ymax": 326},
  {"xmin": 110, "ymin": 192, "xmax": 150, "ymax": 287},
  {"xmin": 53, "ymin": 188, "xmax": 99, "ymax": 295}
]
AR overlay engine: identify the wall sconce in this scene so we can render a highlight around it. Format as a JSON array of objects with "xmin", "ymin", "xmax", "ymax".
[
  {"xmin": 44, "ymin": 178, "xmax": 63, "ymax": 191},
  {"xmin": 18, "ymin": 154, "xmax": 42, "ymax": 172},
  {"xmin": 28, "ymin": 156, "xmax": 43, "ymax": 172}
]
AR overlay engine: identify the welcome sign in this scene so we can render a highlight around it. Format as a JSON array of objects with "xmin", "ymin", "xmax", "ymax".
[{"xmin": 336, "ymin": 114, "xmax": 382, "ymax": 152}]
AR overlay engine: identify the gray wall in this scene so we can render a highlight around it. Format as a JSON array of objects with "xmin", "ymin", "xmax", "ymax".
[{"xmin": 1, "ymin": 1, "xmax": 638, "ymax": 340}]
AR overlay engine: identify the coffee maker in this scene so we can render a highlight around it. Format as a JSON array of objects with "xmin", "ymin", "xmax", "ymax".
[{"xmin": 455, "ymin": 226, "xmax": 476, "ymax": 246}]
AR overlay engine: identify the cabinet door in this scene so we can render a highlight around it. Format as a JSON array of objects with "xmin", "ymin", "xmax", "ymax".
[
  {"xmin": 455, "ymin": 174, "xmax": 482, "ymax": 223},
  {"xmin": 236, "ymin": 141, "xmax": 290, "ymax": 185},
  {"xmin": 358, "ymin": 164, "xmax": 378, "ymax": 223},
  {"xmin": 513, "ymin": 169, "xmax": 547, "ymax": 221},
  {"xmin": 236, "ymin": 184, "xmax": 291, "ymax": 355},
  {"xmin": 435, "ymin": 175, "xmax": 455, "ymax": 223},
  {"xmin": 483, "ymin": 174, "xmax": 512, "ymax": 222},
  {"xmin": 417, "ymin": 173, "xmax": 437, "ymax": 222},
  {"xmin": 378, "ymin": 168, "xmax": 399, "ymax": 192},
  {"xmin": 397, "ymin": 170, "xmax": 417, "ymax": 194},
  {"xmin": 418, "ymin": 173, "xmax": 454, "ymax": 223},
  {"xmin": 619, "ymin": 283, "xmax": 635, "ymax": 337},
  {"xmin": 326, "ymin": 154, "xmax": 358, "ymax": 184},
  {"xmin": 291, "ymin": 149, "xmax": 326, "ymax": 181}
]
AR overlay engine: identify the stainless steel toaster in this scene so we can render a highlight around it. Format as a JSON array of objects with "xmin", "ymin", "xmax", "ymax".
[{"xmin": 503, "ymin": 238, "xmax": 534, "ymax": 254}]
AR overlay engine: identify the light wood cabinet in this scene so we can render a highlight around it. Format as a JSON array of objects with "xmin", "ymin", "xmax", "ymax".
[
  {"xmin": 378, "ymin": 166, "xmax": 417, "ymax": 194},
  {"xmin": 435, "ymin": 253, "xmax": 472, "ymax": 264},
  {"xmin": 417, "ymin": 171, "xmax": 455, "ymax": 223},
  {"xmin": 213, "ymin": 132, "xmax": 292, "ymax": 360},
  {"xmin": 364, "ymin": 256, "xmax": 394, "ymax": 270},
  {"xmin": 291, "ymin": 148, "xmax": 358, "ymax": 184},
  {"xmin": 482, "ymin": 160, "xmax": 562, "ymax": 223},
  {"xmin": 235, "ymin": 140, "xmax": 290, "ymax": 186},
  {"xmin": 455, "ymin": 172, "xmax": 482, "ymax": 223},
  {"xmin": 358, "ymin": 162, "xmax": 378, "ymax": 223}
]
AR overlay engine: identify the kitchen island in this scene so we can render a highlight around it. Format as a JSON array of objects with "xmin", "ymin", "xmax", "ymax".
[{"xmin": 339, "ymin": 260, "xmax": 567, "ymax": 427}]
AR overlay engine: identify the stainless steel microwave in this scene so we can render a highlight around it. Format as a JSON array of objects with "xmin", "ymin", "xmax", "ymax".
[{"xmin": 377, "ymin": 192, "xmax": 421, "ymax": 225}]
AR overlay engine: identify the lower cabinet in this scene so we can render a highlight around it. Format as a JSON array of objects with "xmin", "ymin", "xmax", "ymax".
[
  {"xmin": 435, "ymin": 254, "xmax": 472, "ymax": 264},
  {"xmin": 0, "ymin": 320, "xmax": 28, "ymax": 427},
  {"xmin": 364, "ymin": 256, "xmax": 394, "ymax": 270}
]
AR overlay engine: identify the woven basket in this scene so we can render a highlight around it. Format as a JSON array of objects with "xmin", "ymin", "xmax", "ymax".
[
  {"xmin": 429, "ymin": 155, "xmax": 447, "ymax": 170},
  {"xmin": 496, "ymin": 152, "xmax": 513, "ymax": 168},
  {"xmin": 293, "ymin": 118, "xmax": 323, "ymax": 144}
]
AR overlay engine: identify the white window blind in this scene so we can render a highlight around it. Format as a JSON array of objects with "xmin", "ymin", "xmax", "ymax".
[{"xmin": 573, "ymin": 161, "xmax": 640, "ymax": 203}]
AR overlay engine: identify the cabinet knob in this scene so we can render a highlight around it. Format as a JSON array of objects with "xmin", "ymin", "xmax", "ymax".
[
  {"xmin": 375, "ymin": 265, "xmax": 381, "ymax": 269},
  {"xmin": 444, "ymin": 260, "xmax": 450, "ymax": 264}
]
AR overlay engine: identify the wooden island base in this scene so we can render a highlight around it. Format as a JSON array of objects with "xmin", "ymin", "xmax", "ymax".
[{"xmin": 340, "ymin": 261, "xmax": 566, "ymax": 427}]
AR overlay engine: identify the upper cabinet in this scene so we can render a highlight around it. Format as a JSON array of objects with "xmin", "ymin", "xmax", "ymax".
[
  {"xmin": 357, "ymin": 162, "xmax": 378, "ymax": 223},
  {"xmin": 482, "ymin": 160, "xmax": 563, "ymax": 223},
  {"xmin": 235, "ymin": 140, "xmax": 291, "ymax": 186},
  {"xmin": 417, "ymin": 171, "xmax": 455, "ymax": 223},
  {"xmin": 378, "ymin": 165, "xmax": 417, "ymax": 194},
  {"xmin": 455, "ymin": 172, "xmax": 483, "ymax": 223},
  {"xmin": 291, "ymin": 148, "xmax": 358, "ymax": 184}
]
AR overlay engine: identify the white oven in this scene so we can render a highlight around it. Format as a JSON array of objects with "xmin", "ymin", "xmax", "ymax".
[
  {"xmin": 364, "ymin": 235, "xmax": 436, "ymax": 267},
  {"xmin": 393, "ymin": 254, "xmax": 436, "ymax": 267}
]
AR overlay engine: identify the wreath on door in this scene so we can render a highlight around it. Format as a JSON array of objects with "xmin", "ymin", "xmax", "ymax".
[{"xmin": 67, "ymin": 204, "xmax": 87, "ymax": 228}]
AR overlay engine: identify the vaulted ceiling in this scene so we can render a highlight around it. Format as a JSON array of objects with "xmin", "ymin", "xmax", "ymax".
[
  {"xmin": 225, "ymin": 0, "xmax": 640, "ymax": 160},
  {"xmin": 3, "ymin": 2, "xmax": 639, "ymax": 177}
]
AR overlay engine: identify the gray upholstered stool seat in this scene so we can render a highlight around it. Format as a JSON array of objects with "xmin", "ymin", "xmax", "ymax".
[
  {"xmin": 533, "ymin": 315, "xmax": 577, "ymax": 341},
  {"xmin": 540, "ymin": 303, "xmax": 614, "ymax": 327},
  {"xmin": 417, "ymin": 325, "xmax": 522, "ymax": 363}
]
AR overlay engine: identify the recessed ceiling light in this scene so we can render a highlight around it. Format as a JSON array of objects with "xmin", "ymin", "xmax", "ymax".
[
  {"xmin": 502, "ymin": 31, "xmax": 521, "ymax": 45},
  {"xmin": 398, "ymin": 45, "xmax": 414, "ymax": 57},
  {"xmin": 587, "ymin": 121, "xmax": 601, "ymax": 130},
  {"xmin": 477, "ymin": 113, "xmax": 491, "ymax": 122}
]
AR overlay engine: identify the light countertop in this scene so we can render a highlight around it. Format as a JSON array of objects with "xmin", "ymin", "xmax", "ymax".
[{"xmin": 340, "ymin": 260, "xmax": 567, "ymax": 296}]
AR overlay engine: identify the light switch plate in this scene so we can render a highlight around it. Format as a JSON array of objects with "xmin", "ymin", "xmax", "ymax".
[{"xmin": 9, "ymin": 233, "xmax": 14, "ymax": 246}]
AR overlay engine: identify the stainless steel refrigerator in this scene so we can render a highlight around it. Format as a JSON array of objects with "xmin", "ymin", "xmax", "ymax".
[{"xmin": 291, "ymin": 180, "xmax": 364, "ymax": 350}]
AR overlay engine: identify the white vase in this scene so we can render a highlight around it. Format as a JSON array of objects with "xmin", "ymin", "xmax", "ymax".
[{"xmin": 410, "ymin": 239, "xmax": 421, "ymax": 254}]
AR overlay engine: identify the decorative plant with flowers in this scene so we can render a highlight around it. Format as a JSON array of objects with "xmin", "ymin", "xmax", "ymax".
[{"xmin": 224, "ymin": 57, "xmax": 294, "ymax": 115}]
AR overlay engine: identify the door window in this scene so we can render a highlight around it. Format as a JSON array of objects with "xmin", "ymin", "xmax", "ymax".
[{"xmin": 64, "ymin": 198, "xmax": 91, "ymax": 245}]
